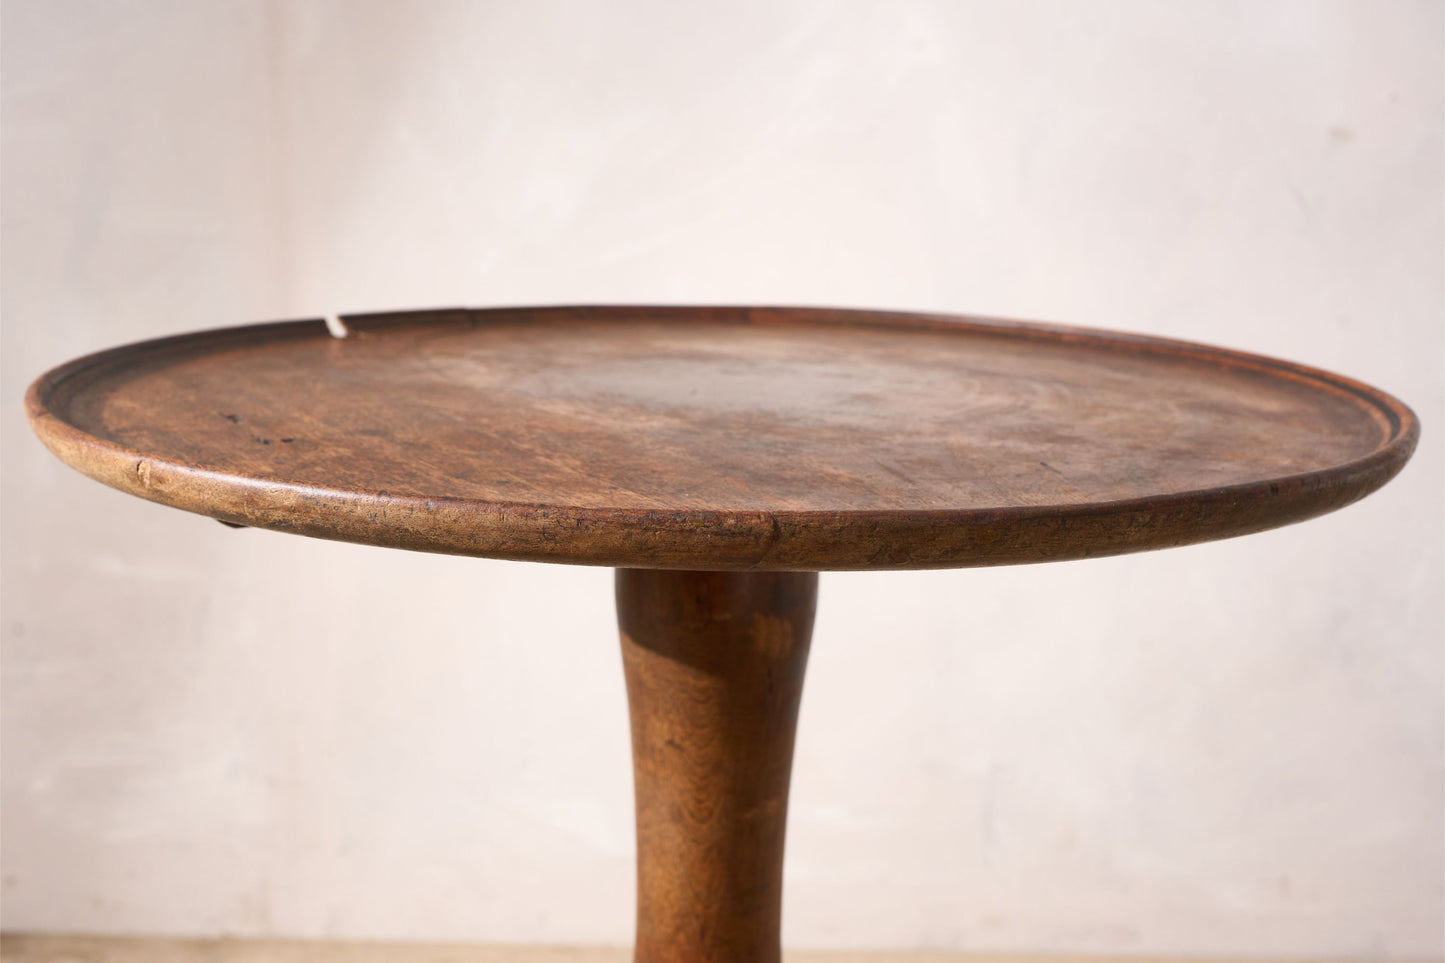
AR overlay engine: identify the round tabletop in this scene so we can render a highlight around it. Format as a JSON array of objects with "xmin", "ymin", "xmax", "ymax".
[{"xmin": 27, "ymin": 305, "xmax": 1417, "ymax": 571}]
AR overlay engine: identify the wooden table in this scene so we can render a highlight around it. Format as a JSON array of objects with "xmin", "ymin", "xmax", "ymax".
[{"xmin": 26, "ymin": 306, "xmax": 1418, "ymax": 962}]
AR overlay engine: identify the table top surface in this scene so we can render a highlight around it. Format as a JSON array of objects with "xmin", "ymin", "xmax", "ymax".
[{"xmin": 27, "ymin": 305, "xmax": 1417, "ymax": 570}]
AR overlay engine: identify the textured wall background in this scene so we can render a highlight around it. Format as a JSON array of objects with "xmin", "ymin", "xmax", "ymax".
[{"xmin": 3, "ymin": 0, "xmax": 1441, "ymax": 957}]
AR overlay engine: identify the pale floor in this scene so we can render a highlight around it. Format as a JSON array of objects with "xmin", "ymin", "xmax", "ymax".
[{"xmin": 0, "ymin": 935, "xmax": 1346, "ymax": 963}]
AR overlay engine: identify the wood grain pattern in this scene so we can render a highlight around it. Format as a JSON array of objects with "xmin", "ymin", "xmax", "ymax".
[
  {"xmin": 618, "ymin": 569, "xmax": 817, "ymax": 963},
  {"xmin": 25, "ymin": 305, "xmax": 1417, "ymax": 570},
  {"xmin": 19, "ymin": 308, "xmax": 1422, "ymax": 958}
]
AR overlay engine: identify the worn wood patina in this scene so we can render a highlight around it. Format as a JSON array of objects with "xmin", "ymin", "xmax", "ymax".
[
  {"xmin": 26, "ymin": 305, "xmax": 1418, "ymax": 963},
  {"xmin": 26, "ymin": 306, "xmax": 1416, "ymax": 571}
]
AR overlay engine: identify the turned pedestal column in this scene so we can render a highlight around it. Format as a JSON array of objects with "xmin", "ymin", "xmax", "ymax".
[{"xmin": 618, "ymin": 569, "xmax": 817, "ymax": 963}]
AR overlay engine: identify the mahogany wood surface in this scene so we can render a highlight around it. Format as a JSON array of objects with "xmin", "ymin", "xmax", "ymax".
[
  {"xmin": 23, "ymin": 306, "xmax": 1421, "ymax": 962},
  {"xmin": 618, "ymin": 569, "xmax": 816, "ymax": 963},
  {"xmin": 25, "ymin": 305, "xmax": 1417, "ymax": 571}
]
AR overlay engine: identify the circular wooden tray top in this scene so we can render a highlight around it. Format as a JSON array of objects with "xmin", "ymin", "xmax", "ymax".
[{"xmin": 27, "ymin": 306, "xmax": 1417, "ymax": 571}]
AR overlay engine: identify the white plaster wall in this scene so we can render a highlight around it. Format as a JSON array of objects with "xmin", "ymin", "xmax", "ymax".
[{"xmin": 2, "ymin": 0, "xmax": 1440, "ymax": 957}]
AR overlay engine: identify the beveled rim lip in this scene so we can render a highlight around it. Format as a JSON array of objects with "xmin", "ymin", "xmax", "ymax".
[{"xmin": 24, "ymin": 304, "xmax": 1421, "ymax": 570}]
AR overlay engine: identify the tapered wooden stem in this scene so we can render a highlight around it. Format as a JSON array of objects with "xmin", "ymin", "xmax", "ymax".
[{"xmin": 616, "ymin": 569, "xmax": 818, "ymax": 963}]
